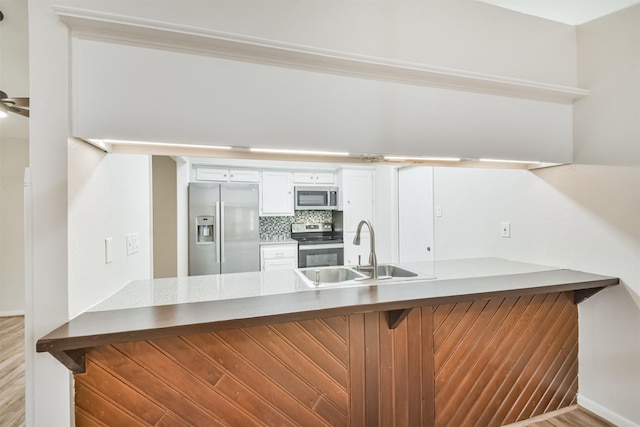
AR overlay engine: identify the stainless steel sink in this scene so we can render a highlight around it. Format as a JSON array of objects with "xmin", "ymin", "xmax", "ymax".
[
  {"xmin": 354, "ymin": 264, "xmax": 419, "ymax": 279},
  {"xmin": 296, "ymin": 264, "xmax": 422, "ymax": 288},
  {"xmin": 297, "ymin": 266, "xmax": 367, "ymax": 286},
  {"xmin": 375, "ymin": 264, "xmax": 419, "ymax": 278}
]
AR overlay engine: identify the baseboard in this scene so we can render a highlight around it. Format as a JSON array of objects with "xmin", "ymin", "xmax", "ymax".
[
  {"xmin": 0, "ymin": 310, "xmax": 25, "ymax": 317},
  {"xmin": 578, "ymin": 394, "xmax": 640, "ymax": 427}
]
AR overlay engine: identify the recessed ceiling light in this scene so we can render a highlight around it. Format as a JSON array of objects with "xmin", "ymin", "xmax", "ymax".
[
  {"xmin": 384, "ymin": 155, "xmax": 461, "ymax": 162},
  {"xmin": 249, "ymin": 147, "xmax": 350, "ymax": 156}
]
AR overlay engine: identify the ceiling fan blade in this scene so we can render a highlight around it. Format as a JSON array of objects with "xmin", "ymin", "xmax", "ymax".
[
  {"xmin": 4, "ymin": 97, "xmax": 29, "ymax": 108},
  {"xmin": 7, "ymin": 106, "xmax": 29, "ymax": 117}
]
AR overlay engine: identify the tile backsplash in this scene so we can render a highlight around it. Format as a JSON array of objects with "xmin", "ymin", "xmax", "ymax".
[{"xmin": 260, "ymin": 211, "xmax": 333, "ymax": 240}]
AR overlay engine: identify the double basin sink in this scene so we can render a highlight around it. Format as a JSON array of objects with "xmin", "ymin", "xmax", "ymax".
[{"xmin": 296, "ymin": 264, "xmax": 420, "ymax": 288}]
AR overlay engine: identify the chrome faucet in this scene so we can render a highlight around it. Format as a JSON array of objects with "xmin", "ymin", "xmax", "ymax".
[{"xmin": 353, "ymin": 220, "xmax": 378, "ymax": 279}]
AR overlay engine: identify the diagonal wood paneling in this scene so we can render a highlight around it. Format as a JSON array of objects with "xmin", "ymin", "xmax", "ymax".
[
  {"xmin": 76, "ymin": 315, "xmax": 349, "ymax": 427},
  {"xmin": 74, "ymin": 292, "xmax": 579, "ymax": 426},
  {"xmin": 433, "ymin": 292, "xmax": 578, "ymax": 427}
]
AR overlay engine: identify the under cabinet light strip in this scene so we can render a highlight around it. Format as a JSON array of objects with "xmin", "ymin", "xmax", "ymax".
[
  {"xmin": 249, "ymin": 147, "xmax": 350, "ymax": 157},
  {"xmin": 384, "ymin": 155, "xmax": 461, "ymax": 162},
  {"xmin": 98, "ymin": 139, "xmax": 233, "ymax": 150},
  {"xmin": 479, "ymin": 158, "xmax": 540, "ymax": 164}
]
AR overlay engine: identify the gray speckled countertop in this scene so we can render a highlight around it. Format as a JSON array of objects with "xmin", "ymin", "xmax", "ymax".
[
  {"xmin": 39, "ymin": 258, "xmax": 618, "ymax": 363},
  {"xmin": 259, "ymin": 238, "xmax": 298, "ymax": 245},
  {"xmin": 89, "ymin": 257, "xmax": 559, "ymax": 312}
]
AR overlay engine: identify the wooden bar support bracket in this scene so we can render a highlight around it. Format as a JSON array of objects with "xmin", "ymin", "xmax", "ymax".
[
  {"xmin": 388, "ymin": 308, "xmax": 413, "ymax": 329},
  {"xmin": 574, "ymin": 287, "xmax": 607, "ymax": 304},
  {"xmin": 51, "ymin": 349, "xmax": 86, "ymax": 374}
]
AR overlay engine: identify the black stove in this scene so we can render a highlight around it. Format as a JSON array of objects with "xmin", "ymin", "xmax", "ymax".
[{"xmin": 290, "ymin": 223, "xmax": 343, "ymax": 245}]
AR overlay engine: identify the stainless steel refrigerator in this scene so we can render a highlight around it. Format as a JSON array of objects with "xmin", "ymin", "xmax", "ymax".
[{"xmin": 188, "ymin": 182, "xmax": 260, "ymax": 276}]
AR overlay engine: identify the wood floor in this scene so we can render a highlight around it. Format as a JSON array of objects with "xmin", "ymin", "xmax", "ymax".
[
  {"xmin": 504, "ymin": 405, "xmax": 616, "ymax": 427},
  {"xmin": 1, "ymin": 316, "xmax": 25, "ymax": 427}
]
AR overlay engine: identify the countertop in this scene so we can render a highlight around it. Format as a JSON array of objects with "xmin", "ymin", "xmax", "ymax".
[
  {"xmin": 37, "ymin": 258, "xmax": 619, "ymax": 373},
  {"xmin": 88, "ymin": 257, "xmax": 557, "ymax": 312},
  {"xmin": 259, "ymin": 238, "xmax": 298, "ymax": 245}
]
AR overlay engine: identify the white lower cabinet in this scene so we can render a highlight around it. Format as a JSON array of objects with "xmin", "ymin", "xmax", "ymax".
[
  {"xmin": 260, "ymin": 243, "xmax": 298, "ymax": 271},
  {"xmin": 343, "ymin": 231, "xmax": 371, "ymax": 267}
]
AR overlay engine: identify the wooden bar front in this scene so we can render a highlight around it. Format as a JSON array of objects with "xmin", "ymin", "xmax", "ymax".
[{"xmin": 74, "ymin": 291, "xmax": 577, "ymax": 426}]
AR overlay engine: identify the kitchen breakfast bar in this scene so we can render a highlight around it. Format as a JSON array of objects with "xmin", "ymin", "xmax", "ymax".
[{"xmin": 37, "ymin": 258, "xmax": 619, "ymax": 426}]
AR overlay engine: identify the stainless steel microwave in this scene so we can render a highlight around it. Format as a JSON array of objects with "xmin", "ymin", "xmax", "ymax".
[{"xmin": 294, "ymin": 186, "xmax": 339, "ymax": 210}]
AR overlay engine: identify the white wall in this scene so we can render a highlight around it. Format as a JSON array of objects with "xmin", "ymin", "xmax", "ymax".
[
  {"xmin": 433, "ymin": 167, "xmax": 531, "ymax": 261},
  {"xmin": 72, "ymin": 38, "xmax": 573, "ymax": 163},
  {"xmin": 0, "ymin": 0, "xmax": 29, "ymax": 315},
  {"xmin": 62, "ymin": 0, "xmax": 578, "ymax": 86},
  {"xmin": 68, "ymin": 140, "xmax": 152, "ymax": 318},
  {"xmin": 27, "ymin": 1, "xmax": 73, "ymax": 425},
  {"xmin": 571, "ymin": 6, "xmax": 640, "ymax": 425},
  {"xmin": 574, "ymin": 6, "xmax": 640, "ymax": 167}
]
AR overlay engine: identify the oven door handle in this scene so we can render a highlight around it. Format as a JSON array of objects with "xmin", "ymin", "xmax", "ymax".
[{"xmin": 298, "ymin": 243, "xmax": 344, "ymax": 250}]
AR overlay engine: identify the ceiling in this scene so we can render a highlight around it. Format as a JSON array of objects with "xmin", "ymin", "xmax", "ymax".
[{"xmin": 478, "ymin": 0, "xmax": 640, "ymax": 25}]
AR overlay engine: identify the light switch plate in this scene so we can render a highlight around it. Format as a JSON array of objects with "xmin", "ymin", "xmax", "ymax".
[{"xmin": 105, "ymin": 238, "xmax": 113, "ymax": 263}]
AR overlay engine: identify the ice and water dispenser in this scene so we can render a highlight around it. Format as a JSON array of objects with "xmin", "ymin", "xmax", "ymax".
[{"xmin": 195, "ymin": 216, "xmax": 215, "ymax": 244}]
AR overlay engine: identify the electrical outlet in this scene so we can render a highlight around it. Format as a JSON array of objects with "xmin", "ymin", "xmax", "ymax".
[
  {"xmin": 126, "ymin": 233, "xmax": 140, "ymax": 255},
  {"xmin": 126, "ymin": 234, "xmax": 133, "ymax": 255},
  {"xmin": 501, "ymin": 222, "xmax": 511, "ymax": 238},
  {"xmin": 131, "ymin": 233, "xmax": 140, "ymax": 253}
]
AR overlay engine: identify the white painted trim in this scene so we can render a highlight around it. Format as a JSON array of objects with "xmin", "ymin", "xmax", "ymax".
[
  {"xmin": 502, "ymin": 405, "xmax": 577, "ymax": 426},
  {"xmin": 23, "ymin": 166, "xmax": 34, "ymax": 427},
  {"xmin": 0, "ymin": 310, "xmax": 25, "ymax": 317},
  {"xmin": 578, "ymin": 394, "xmax": 640, "ymax": 427},
  {"xmin": 52, "ymin": 5, "xmax": 588, "ymax": 104}
]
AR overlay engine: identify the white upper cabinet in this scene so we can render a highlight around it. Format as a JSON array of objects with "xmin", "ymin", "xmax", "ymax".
[
  {"xmin": 339, "ymin": 168, "xmax": 374, "ymax": 233},
  {"xmin": 293, "ymin": 172, "xmax": 336, "ymax": 185},
  {"xmin": 260, "ymin": 171, "xmax": 294, "ymax": 216},
  {"xmin": 229, "ymin": 170, "xmax": 260, "ymax": 183},
  {"xmin": 195, "ymin": 167, "xmax": 230, "ymax": 182},
  {"xmin": 195, "ymin": 167, "xmax": 260, "ymax": 183}
]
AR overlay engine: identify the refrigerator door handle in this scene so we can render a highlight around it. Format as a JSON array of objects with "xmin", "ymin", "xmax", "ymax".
[
  {"xmin": 215, "ymin": 201, "xmax": 222, "ymax": 264},
  {"xmin": 219, "ymin": 201, "xmax": 225, "ymax": 264}
]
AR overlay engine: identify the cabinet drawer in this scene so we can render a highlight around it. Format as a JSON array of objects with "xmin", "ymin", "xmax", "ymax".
[
  {"xmin": 263, "ymin": 258, "xmax": 298, "ymax": 271},
  {"xmin": 261, "ymin": 245, "xmax": 297, "ymax": 260}
]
